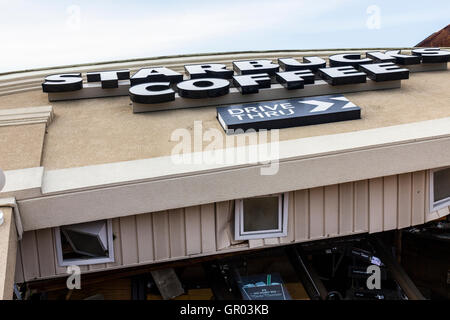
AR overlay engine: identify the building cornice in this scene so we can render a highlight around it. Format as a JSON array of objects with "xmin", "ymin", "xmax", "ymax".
[{"xmin": 0, "ymin": 106, "xmax": 54, "ymax": 128}]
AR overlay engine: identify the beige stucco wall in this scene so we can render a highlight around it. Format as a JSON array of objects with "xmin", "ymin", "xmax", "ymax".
[
  {"xmin": 36, "ymin": 68, "xmax": 450, "ymax": 170},
  {"xmin": 14, "ymin": 169, "xmax": 449, "ymax": 283},
  {"xmin": 0, "ymin": 124, "xmax": 46, "ymax": 171}
]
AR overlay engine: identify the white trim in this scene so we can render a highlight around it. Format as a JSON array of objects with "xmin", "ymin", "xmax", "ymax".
[
  {"xmin": 54, "ymin": 219, "xmax": 114, "ymax": 267},
  {"xmin": 429, "ymin": 166, "xmax": 450, "ymax": 212},
  {"xmin": 1, "ymin": 167, "xmax": 43, "ymax": 199},
  {"xmin": 235, "ymin": 193, "xmax": 289, "ymax": 240},
  {"xmin": 0, "ymin": 106, "xmax": 53, "ymax": 127}
]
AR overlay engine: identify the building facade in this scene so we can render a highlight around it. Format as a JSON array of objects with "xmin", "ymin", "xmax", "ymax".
[{"xmin": 1, "ymin": 48, "xmax": 449, "ymax": 299}]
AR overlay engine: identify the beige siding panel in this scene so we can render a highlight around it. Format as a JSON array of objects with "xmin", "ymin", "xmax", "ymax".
[
  {"xmin": 280, "ymin": 192, "xmax": 295, "ymax": 244},
  {"xmin": 18, "ymin": 170, "xmax": 441, "ymax": 282},
  {"xmin": 398, "ymin": 173, "xmax": 412, "ymax": 229},
  {"xmin": 294, "ymin": 190, "xmax": 309, "ymax": 241},
  {"xmin": 339, "ymin": 182, "xmax": 354, "ymax": 234},
  {"xmin": 14, "ymin": 246, "xmax": 24, "ymax": 284},
  {"xmin": 354, "ymin": 180, "xmax": 369, "ymax": 232},
  {"xmin": 248, "ymin": 239, "xmax": 264, "ymax": 248},
  {"xmin": 185, "ymin": 206, "xmax": 202, "ymax": 255},
  {"xmin": 136, "ymin": 213, "xmax": 154, "ymax": 263},
  {"xmin": 89, "ymin": 263, "xmax": 106, "ymax": 271},
  {"xmin": 412, "ymin": 171, "xmax": 426, "ymax": 225},
  {"xmin": 35, "ymin": 228, "xmax": 56, "ymax": 278},
  {"xmin": 153, "ymin": 211, "xmax": 170, "ymax": 260},
  {"xmin": 107, "ymin": 218, "xmax": 122, "ymax": 268},
  {"xmin": 215, "ymin": 201, "xmax": 232, "ymax": 250},
  {"xmin": 88, "ymin": 263, "xmax": 106, "ymax": 270},
  {"xmin": 369, "ymin": 178, "xmax": 383, "ymax": 233},
  {"xmin": 79, "ymin": 265, "xmax": 89, "ymax": 272},
  {"xmin": 168, "ymin": 208, "xmax": 186, "ymax": 258},
  {"xmin": 309, "ymin": 187, "xmax": 324, "ymax": 239},
  {"xmin": 20, "ymin": 231, "xmax": 40, "ymax": 281},
  {"xmin": 200, "ymin": 204, "xmax": 216, "ymax": 253},
  {"xmin": 324, "ymin": 185, "xmax": 339, "ymax": 237},
  {"xmin": 264, "ymin": 238, "xmax": 279, "ymax": 246},
  {"xmin": 119, "ymin": 215, "xmax": 138, "ymax": 265},
  {"xmin": 383, "ymin": 175, "xmax": 398, "ymax": 231}
]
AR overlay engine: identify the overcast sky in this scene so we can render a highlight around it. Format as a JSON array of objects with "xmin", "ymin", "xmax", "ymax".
[{"xmin": 0, "ymin": 0, "xmax": 449, "ymax": 73}]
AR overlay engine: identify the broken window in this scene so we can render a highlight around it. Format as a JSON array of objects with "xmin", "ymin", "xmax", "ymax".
[{"xmin": 55, "ymin": 220, "xmax": 114, "ymax": 266}]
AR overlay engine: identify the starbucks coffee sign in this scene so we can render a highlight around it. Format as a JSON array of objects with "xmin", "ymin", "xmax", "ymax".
[{"xmin": 41, "ymin": 48, "xmax": 449, "ymax": 113}]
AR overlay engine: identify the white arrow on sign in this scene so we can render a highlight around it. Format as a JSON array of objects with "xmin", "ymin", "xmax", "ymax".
[
  {"xmin": 330, "ymin": 96, "xmax": 356, "ymax": 109},
  {"xmin": 300, "ymin": 100, "xmax": 334, "ymax": 113}
]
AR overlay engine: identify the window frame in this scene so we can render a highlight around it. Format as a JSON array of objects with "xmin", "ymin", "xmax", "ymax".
[
  {"xmin": 54, "ymin": 219, "xmax": 115, "ymax": 267},
  {"xmin": 234, "ymin": 193, "xmax": 289, "ymax": 240},
  {"xmin": 429, "ymin": 167, "xmax": 450, "ymax": 212}
]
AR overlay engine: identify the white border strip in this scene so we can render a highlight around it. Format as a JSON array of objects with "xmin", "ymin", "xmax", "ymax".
[{"xmin": 0, "ymin": 106, "xmax": 53, "ymax": 127}]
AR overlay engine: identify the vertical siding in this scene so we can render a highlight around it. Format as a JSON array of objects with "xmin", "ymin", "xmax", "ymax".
[
  {"xmin": 294, "ymin": 189, "xmax": 309, "ymax": 241},
  {"xmin": 168, "ymin": 208, "xmax": 186, "ymax": 258},
  {"xmin": 20, "ymin": 231, "xmax": 40, "ymax": 281},
  {"xmin": 369, "ymin": 178, "xmax": 384, "ymax": 233},
  {"xmin": 136, "ymin": 212, "xmax": 154, "ymax": 263},
  {"xmin": 324, "ymin": 185, "xmax": 339, "ymax": 237},
  {"xmin": 398, "ymin": 173, "xmax": 412, "ymax": 229},
  {"xmin": 119, "ymin": 216, "xmax": 138, "ymax": 265},
  {"xmin": 152, "ymin": 211, "xmax": 170, "ymax": 260},
  {"xmin": 185, "ymin": 206, "xmax": 202, "ymax": 255},
  {"xmin": 354, "ymin": 180, "xmax": 369, "ymax": 232},
  {"xmin": 383, "ymin": 175, "xmax": 398, "ymax": 231},
  {"xmin": 200, "ymin": 204, "xmax": 216, "ymax": 253},
  {"xmin": 339, "ymin": 182, "xmax": 354, "ymax": 234},
  {"xmin": 309, "ymin": 187, "xmax": 324, "ymax": 238},
  {"xmin": 412, "ymin": 171, "xmax": 426, "ymax": 225},
  {"xmin": 18, "ymin": 170, "xmax": 449, "ymax": 282},
  {"xmin": 35, "ymin": 228, "xmax": 56, "ymax": 277}
]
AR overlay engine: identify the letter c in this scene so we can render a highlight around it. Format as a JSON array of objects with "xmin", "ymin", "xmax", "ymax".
[{"xmin": 129, "ymin": 82, "xmax": 175, "ymax": 104}]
